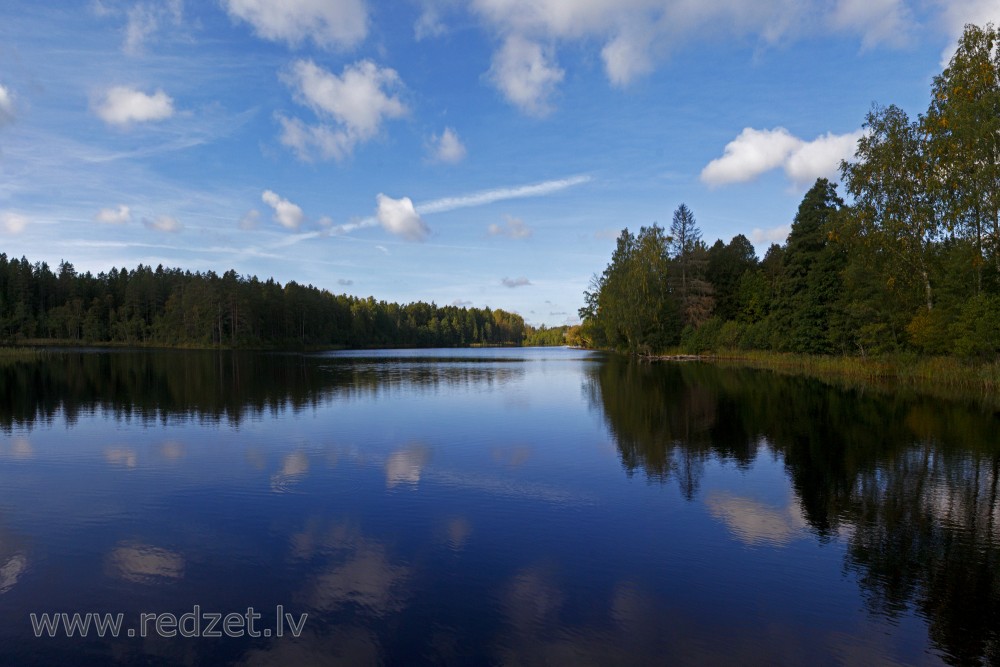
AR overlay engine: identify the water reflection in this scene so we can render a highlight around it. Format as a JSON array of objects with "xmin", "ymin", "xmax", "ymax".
[
  {"xmin": 0, "ymin": 436, "xmax": 33, "ymax": 460},
  {"xmin": 589, "ymin": 356, "xmax": 1000, "ymax": 665},
  {"xmin": 271, "ymin": 452, "xmax": 310, "ymax": 493},
  {"xmin": 107, "ymin": 542, "xmax": 184, "ymax": 584},
  {"xmin": 2, "ymin": 349, "xmax": 998, "ymax": 665},
  {"xmin": 0, "ymin": 521, "xmax": 28, "ymax": 596},
  {"xmin": 443, "ymin": 517, "xmax": 472, "ymax": 551},
  {"xmin": 384, "ymin": 445, "xmax": 430, "ymax": 489},
  {"xmin": 104, "ymin": 448, "xmax": 138, "ymax": 469},
  {"xmin": 705, "ymin": 491, "xmax": 808, "ymax": 547},
  {"xmin": 0, "ymin": 350, "xmax": 526, "ymax": 430}
]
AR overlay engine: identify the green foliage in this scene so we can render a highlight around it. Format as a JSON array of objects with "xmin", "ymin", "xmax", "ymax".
[
  {"xmin": 680, "ymin": 316, "xmax": 724, "ymax": 354},
  {"xmin": 0, "ymin": 253, "xmax": 526, "ymax": 349},
  {"xmin": 951, "ymin": 295, "xmax": 1000, "ymax": 358},
  {"xmin": 706, "ymin": 234, "xmax": 757, "ymax": 322},
  {"xmin": 524, "ymin": 325, "xmax": 570, "ymax": 346},
  {"xmin": 580, "ymin": 25, "xmax": 1000, "ymax": 363},
  {"xmin": 588, "ymin": 225, "xmax": 681, "ymax": 353}
]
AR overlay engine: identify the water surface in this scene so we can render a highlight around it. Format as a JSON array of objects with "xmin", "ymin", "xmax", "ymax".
[{"xmin": 0, "ymin": 348, "xmax": 998, "ymax": 665}]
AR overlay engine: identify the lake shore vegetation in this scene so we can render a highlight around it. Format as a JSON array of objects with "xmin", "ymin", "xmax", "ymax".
[
  {"xmin": 577, "ymin": 24, "xmax": 1000, "ymax": 386},
  {"xmin": 0, "ymin": 257, "xmax": 527, "ymax": 349}
]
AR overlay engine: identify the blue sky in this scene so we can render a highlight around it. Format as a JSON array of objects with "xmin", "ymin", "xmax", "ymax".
[{"xmin": 0, "ymin": 1, "xmax": 996, "ymax": 326}]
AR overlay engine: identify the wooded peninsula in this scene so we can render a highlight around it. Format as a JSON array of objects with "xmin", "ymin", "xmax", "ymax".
[
  {"xmin": 0, "ymin": 257, "xmax": 527, "ymax": 349},
  {"xmin": 577, "ymin": 24, "xmax": 1000, "ymax": 364}
]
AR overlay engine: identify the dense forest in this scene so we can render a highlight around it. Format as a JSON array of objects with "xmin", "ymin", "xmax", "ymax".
[
  {"xmin": 579, "ymin": 24, "xmax": 1000, "ymax": 359},
  {"xmin": 0, "ymin": 256, "xmax": 527, "ymax": 348}
]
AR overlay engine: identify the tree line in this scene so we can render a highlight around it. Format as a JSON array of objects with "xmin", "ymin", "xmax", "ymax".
[
  {"xmin": 579, "ymin": 24, "xmax": 1000, "ymax": 358},
  {"xmin": 0, "ymin": 256, "xmax": 527, "ymax": 348}
]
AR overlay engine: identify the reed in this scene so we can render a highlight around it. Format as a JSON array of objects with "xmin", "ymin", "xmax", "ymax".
[
  {"xmin": 0, "ymin": 346, "xmax": 49, "ymax": 363},
  {"xmin": 700, "ymin": 350, "xmax": 1000, "ymax": 407}
]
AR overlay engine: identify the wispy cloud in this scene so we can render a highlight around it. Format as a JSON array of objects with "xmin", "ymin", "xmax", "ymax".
[
  {"xmin": 1, "ymin": 211, "xmax": 29, "ymax": 234},
  {"xmin": 418, "ymin": 175, "xmax": 591, "ymax": 215},
  {"xmin": 501, "ymin": 276, "xmax": 531, "ymax": 288},
  {"xmin": 750, "ymin": 225, "xmax": 791, "ymax": 245},
  {"xmin": 239, "ymin": 209, "xmax": 261, "ymax": 230},
  {"xmin": 319, "ymin": 175, "xmax": 591, "ymax": 238},
  {"xmin": 144, "ymin": 215, "xmax": 182, "ymax": 233},
  {"xmin": 488, "ymin": 215, "xmax": 532, "ymax": 239},
  {"xmin": 0, "ymin": 84, "xmax": 14, "ymax": 125},
  {"xmin": 95, "ymin": 204, "xmax": 131, "ymax": 224}
]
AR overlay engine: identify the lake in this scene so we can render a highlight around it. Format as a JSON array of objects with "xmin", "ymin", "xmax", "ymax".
[{"xmin": 0, "ymin": 347, "xmax": 997, "ymax": 665}]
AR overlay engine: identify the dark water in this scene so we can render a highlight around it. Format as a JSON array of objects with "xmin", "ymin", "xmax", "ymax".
[{"xmin": 0, "ymin": 348, "xmax": 998, "ymax": 666}]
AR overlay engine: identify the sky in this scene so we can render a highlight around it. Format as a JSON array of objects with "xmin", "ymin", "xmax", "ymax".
[{"xmin": 0, "ymin": 1, "xmax": 998, "ymax": 326}]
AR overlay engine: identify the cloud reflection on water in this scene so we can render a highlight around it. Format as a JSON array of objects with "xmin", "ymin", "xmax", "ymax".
[
  {"xmin": 384, "ymin": 445, "xmax": 430, "ymax": 489},
  {"xmin": 108, "ymin": 542, "xmax": 184, "ymax": 583},
  {"xmin": 705, "ymin": 491, "xmax": 808, "ymax": 547}
]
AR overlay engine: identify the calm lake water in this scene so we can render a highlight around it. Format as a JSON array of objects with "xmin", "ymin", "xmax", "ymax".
[{"xmin": 0, "ymin": 347, "xmax": 998, "ymax": 665}]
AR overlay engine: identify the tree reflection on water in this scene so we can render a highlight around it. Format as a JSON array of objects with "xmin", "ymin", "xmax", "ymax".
[{"xmin": 588, "ymin": 357, "xmax": 1000, "ymax": 665}]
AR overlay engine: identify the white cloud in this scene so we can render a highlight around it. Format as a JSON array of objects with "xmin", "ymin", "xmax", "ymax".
[
  {"xmin": 337, "ymin": 278, "xmax": 354, "ymax": 286},
  {"xmin": 937, "ymin": 0, "xmax": 1000, "ymax": 65},
  {"xmin": 488, "ymin": 215, "xmax": 532, "ymax": 239},
  {"xmin": 279, "ymin": 59, "xmax": 407, "ymax": 161},
  {"xmin": 1, "ymin": 212, "xmax": 29, "ymax": 234},
  {"xmin": 830, "ymin": 0, "xmax": 912, "ymax": 49},
  {"xmin": 375, "ymin": 244, "xmax": 389, "ymax": 254},
  {"xmin": 95, "ymin": 204, "xmax": 131, "ymax": 224},
  {"xmin": 471, "ymin": 0, "xmax": 919, "ymax": 108},
  {"xmin": 262, "ymin": 189, "xmax": 305, "ymax": 230},
  {"xmin": 501, "ymin": 276, "xmax": 531, "ymax": 288},
  {"xmin": 94, "ymin": 87, "xmax": 175, "ymax": 126},
  {"xmin": 750, "ymin": 225, "xmax": 791, "ymax": 245},
  {"xmin": 701, "ymin": 127, "xmax": 862, "ymax": 187},
  {"xmin": 223, "ymin": 0, "xmax": 367, "ymax": 50},
  {"xmin": 376, "ymin": 194, "xmax": 429, "ymax": 241},
  {"xmin": 0, "ymin": 84, "xmax": 14, "ymax": 125},
  {"xmin": 784, "ymin": 129, "xmax": 864, "ymax": 185},
  {"xmin": 701, "ymin": 127, "xmax": 803, "ymax": 187},
  {"xmin": 429, "ymin": 127, "xmax": 467, "ymax": 163},
  {"xmin": 488, "ymin": 35, "xmax": 564, "ymax": 116},
  {"xmin": 239, "ymin": 209, "xmax": 261, "ymax": 230},
  {"xmin": 601, "ymin": 28, "xmax": 655, "ymax": 86},
  {"xmin": 452, "ymin": 299, "xmax": 473, "ymax": 307},
  {"xmin": 144, "ymin": 215, "xmax": 182, "ymax": 233}
]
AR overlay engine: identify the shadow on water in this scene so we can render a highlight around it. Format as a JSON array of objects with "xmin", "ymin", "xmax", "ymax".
[{"xmin": 587, "ymin": 356, "xmax": 1000, "ymax": 666}]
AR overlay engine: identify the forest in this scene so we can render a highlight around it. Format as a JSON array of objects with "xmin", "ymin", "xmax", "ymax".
[
  {"xmin": 578, "ymin": 24, "xmax": 1000, "ymax": 359},
  {"xmin": 0, "ymin": 257, "xmax": 526, "ymax": 348}
]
